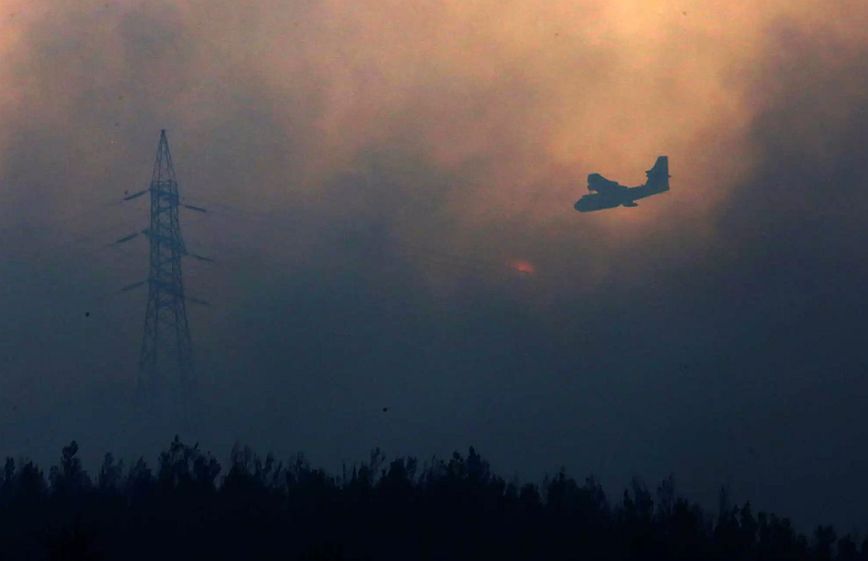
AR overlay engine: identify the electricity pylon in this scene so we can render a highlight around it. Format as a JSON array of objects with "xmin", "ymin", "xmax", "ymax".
[
  {"xmin": 137, "ymin": 130, "xmax": 194, "ymax": 405},
  {"xmin": 115, "ymin": 130, "xmax": 211, "ymax": 425}
]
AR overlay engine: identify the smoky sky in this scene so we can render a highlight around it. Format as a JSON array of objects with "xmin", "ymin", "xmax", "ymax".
[{"xmin": 2, "ymin": 0, "xmax": 868, "ymax": 530}]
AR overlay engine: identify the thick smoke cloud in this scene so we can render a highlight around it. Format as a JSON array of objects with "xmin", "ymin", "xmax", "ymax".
[{"xmin": 1, "ymin": 0, "xmax": 868, "ymax": 529}]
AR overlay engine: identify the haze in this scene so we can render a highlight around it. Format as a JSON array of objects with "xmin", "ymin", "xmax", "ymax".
[{"xmin": 1, "ymin": 0, "xmax": 868, "ymax": 530}]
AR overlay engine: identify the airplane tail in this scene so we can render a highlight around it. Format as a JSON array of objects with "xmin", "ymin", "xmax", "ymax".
[{"xmin": 645, "ymin": 156, "xmax": 670, "ymax": 191}]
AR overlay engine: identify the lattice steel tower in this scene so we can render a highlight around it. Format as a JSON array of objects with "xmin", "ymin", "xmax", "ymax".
[{"xmin": 138, "ymin": 130, "xmax": 194, "ymax": 404}]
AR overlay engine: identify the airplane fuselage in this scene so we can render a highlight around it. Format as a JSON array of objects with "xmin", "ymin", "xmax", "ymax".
[
  {"xmin": 575, "ymin": 157, "xmax": 670, "ymax": 213},
  {"xmin": 574, "ymin": 183, "xmax": 640, "ymax": 212}
]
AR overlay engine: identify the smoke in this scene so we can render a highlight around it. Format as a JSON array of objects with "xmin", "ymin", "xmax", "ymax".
[
  {"xmin": 2, "ymin": 0, "xmax": 868, "ymax": 528},
  {"xmin": 1, "ymin": 1, "xmax": 860, "ymax": 243}
]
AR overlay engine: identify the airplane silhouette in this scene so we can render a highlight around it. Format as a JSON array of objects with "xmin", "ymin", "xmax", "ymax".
[{"xmin": 575, "ymin": 156, "xmax": 670, "ymax": 212}]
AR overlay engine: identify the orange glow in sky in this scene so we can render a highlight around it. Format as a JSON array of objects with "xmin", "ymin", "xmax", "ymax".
[{"xmin": 508, "ymin": 259, "xmax": 536, "ymax": 275}]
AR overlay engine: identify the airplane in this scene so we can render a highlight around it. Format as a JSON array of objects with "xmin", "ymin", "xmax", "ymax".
[{"xmin": 574, "ymin": 156, "xmax": 670, "ymax": 212}]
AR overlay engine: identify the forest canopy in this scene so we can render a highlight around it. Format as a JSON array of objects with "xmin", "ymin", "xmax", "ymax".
[{"xmin": 0, "ymin": 437, "xmax": 862, "ymax": 561}]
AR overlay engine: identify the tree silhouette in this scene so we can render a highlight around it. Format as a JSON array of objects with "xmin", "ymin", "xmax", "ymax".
[{"xmin": 0, "ymin": 438, "xmax": 862, "ymax": 561}]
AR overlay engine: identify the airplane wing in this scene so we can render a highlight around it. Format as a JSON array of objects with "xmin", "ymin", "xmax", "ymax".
[
  {"xmin": 592, "ymin": 183, "xmax": 624, "ymax": 196},
  {"xmin": 587, "ymin": 174, "xmax": 627, "ymax": 196}
]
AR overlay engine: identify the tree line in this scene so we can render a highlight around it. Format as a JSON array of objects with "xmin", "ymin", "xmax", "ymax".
[{"xmin": 0, "ymin": 437, "xmax": 863, "ymax": 560}]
